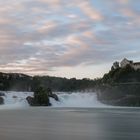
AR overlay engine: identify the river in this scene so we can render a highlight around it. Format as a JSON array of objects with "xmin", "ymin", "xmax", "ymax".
[{"xmin": 0, "ymin": 107, "xmax": 140, "ymax": 140}]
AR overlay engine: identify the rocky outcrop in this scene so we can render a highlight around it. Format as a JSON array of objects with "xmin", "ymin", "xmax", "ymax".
[
  {"xmin": 0, "ymin": 92, "xmax": 5, "ymax": 96},
  {"xmin": 26, "ymin": 96, "xmax": 51, "ymax": 106},
  {"xmin": 12, "ymin": 96, "xmax": 17, "ymax": 98},
  {"xmin": 46, "ymin": 88, "xmax": 59, "ymax": 101},
  {"xmin": 49, "ymin": 94, "xmax": 59, "ymax": 101},
  {"xmin": 26, "ymin": 87, "xmax": 59, "ymax": 106},
  {"xmin": 26, "ymin": 96, "xmax": 34, "ymax": 106},
  {"xmin": 0, "ymin": 97, "xmax": 4, "ymax": 105},
  {"xmin": 97, "ymin": 84, "xmax": 140, "ymax": 106}
]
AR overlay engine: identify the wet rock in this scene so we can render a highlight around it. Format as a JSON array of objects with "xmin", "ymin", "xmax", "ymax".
[
  {"xmin": 12, "ymin": 96, "xmax": 17, "ymax": 98},
  {"xmin": 0, "ymin": 97, "xmax": 4, "ymax": 105},
  {"xmin": 46, "ymin": 88, "xmax": 59, "ymax": 101},
  {"xmin": 49, "ymin": 94, "xmax": 59, "ymax": 101},
  {"xmin": 0, "ymin": 92, "xmax": 5, "ymax": 96},
  {"xmin": 26, "ymin": 96, "xmax": 34, "ymax": 106}
]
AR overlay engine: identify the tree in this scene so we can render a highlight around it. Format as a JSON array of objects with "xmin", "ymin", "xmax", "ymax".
[
  {"xmin": 34, "ymin": 86, "xmax": 50, "ymax": 106},
  {"xmin": 112, "ymin": 61, "xmax": 119, "ymax": 70}
]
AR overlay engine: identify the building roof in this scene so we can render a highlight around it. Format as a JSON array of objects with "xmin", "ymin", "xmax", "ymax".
[
  {"xmin": 121, "ymin": 58, "xmax": 133, "ymax": 63},
  {"xmin": 134, "ymin": 62, "xmax": 140, "ymax": 65}
]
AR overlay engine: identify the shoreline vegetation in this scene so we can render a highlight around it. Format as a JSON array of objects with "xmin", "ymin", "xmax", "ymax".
[{"xmin": 0, "ymin": 59, "xmax": 139, "ymax": 106}]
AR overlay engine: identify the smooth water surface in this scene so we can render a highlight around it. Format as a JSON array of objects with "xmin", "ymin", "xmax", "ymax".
[{"xmin": 0, "ymin": 107, "xmax": 140, "ymax": 140}]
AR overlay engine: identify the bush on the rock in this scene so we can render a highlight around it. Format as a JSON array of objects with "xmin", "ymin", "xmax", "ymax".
[
  {"xmin": 34, "ymin": 86, "xmax": 50, "ymax": 106},
  {"xmin": 26, "ymin": 86, "xmax": 59, "ymax": 106},
  {"xmin": 26, "ymin": 86, "xmax": 51, "ymax": 106}
]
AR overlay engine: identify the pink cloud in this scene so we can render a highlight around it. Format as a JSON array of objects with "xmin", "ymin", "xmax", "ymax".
[{"xmin": 78, "ymin": 1, "xmax": 103, "ymax": 21}]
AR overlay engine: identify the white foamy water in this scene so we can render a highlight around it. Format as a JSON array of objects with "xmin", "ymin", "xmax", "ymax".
[
  {"xmin": 0, "ymin": 91, "xmax": 107, "ymax": 109},
  {"xmin": 0, "ymin": 92, "xmax": 33, "ymax": 109},
  {"xmin": 50, "ymin": 92, "xmax": 106, "ymax": 107}
]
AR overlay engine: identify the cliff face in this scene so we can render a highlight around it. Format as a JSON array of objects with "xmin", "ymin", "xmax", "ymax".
[
  {"xmin": 97, "ymin": 65, "xmax": 140, "ymax": 106},
  {"xmin": 97, "ymin": 84, "xmax": 140, "ymax": 106}
]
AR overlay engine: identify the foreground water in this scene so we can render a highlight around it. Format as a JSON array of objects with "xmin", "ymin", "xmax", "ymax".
[{"xmin": 0, "ymin": 107, "xmax": 140, "ymax": 140}]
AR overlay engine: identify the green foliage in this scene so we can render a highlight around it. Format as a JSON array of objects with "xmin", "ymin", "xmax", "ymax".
[
  {"xmin": 0, "ymin": 73, "xmax": 32, "ymax": 91},
  {"xmin": 31, "ymin": 76, "xmax": 96, "ymax": 92},
  {"xmin": 34, "ymin": 86, "xmax": 50, "ymax": 106},
  {"xmin": 0, "ymin": 72, "xmax": 96, "ymax": 92},
  {"xmin": 102, "ymin": 65, "xmax": 140, "ymax": 84}
]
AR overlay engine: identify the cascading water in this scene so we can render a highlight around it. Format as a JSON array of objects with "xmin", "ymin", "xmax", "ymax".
[
  {"xmin": 0, "ymin": 91, "xmax": 107, "ymax": 109},
  {"xmin": 0, "ymin": 92, "xmax": 33, "ymax": 109},
  {"xmin": 50, "ymin": 92, "xmax": 105, "ymax": 107}
]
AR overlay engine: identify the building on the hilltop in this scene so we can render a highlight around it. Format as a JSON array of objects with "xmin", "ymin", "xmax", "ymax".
[
  {"xmin": 120, "ymin": 58, "xmax": 140, "ymax": 70},
  {"xmin": 120, "ymin": 58, "xmax": 133, "ymax": 68}
]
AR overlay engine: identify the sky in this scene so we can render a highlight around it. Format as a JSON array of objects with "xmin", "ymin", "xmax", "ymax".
[{"xmin": 0, "ymin": 0, "xmax": 140, "ymax": 79}]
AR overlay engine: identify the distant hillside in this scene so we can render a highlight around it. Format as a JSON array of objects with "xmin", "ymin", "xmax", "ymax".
[
  {"xmin": 0, "ymin": 72, "xmax": 32, "ymax": 91},
  {"xmin": 0, "ymin": 72, "xmax": 96, "ymax": 92}
]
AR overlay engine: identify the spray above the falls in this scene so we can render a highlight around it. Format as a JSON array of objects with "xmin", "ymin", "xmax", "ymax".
[
  {"xmin": 0, "ymin": 92, "xmax": 106, "ymax": 109},
  {"xmin": 50, "ymin": 92, "xmax": 105, "ymax": 107}
]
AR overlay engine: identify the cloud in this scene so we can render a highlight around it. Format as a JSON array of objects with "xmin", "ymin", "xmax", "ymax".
[
  {"xmin": 0, "ymin": 0, "xmax": 139, "ymax": 78},
  {"xmin": 77, "ymin": 1, "xmax": 103, "ymax": 21}
]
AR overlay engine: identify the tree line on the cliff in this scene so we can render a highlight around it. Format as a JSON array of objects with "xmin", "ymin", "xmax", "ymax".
[
  {"xmin": 0, "ymin": 72, "xmax": 98, "ymax": 92},
  {"xmin": 101, "ymin": 65, "xmax": 140, "ymax": 84}
]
